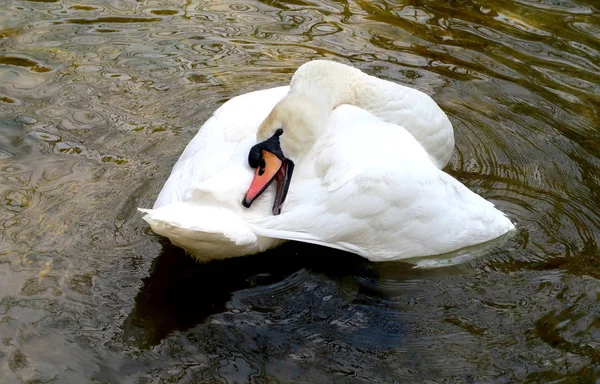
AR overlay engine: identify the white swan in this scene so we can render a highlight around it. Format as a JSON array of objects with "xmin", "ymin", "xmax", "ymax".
[{"xmin": 140, "ymin": 60, "xmax": 514, "ymax": 262}]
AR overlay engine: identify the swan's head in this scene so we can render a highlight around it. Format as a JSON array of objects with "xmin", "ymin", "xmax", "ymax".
[{"xmin": 242, "ymin": 94, "xmax": 327, "ymax": 215}]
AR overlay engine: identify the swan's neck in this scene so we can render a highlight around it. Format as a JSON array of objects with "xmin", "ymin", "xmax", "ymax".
[{"xmin": 288, "ymin": 61, "xmax": 455, "ymax": 168}]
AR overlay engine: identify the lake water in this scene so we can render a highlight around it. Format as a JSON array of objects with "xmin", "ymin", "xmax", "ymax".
[{"xmin": 1, "ymin": 0, "xmax": 599, "ymax": 382}]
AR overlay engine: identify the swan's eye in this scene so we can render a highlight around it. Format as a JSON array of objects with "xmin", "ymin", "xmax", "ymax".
[
  {"xmin": 258, "ymin": 159, "xmax": 266, "ymax": 176},
  {"xmin": 275, "ymin": 128, "xmax": 283, "ymax": 136}
]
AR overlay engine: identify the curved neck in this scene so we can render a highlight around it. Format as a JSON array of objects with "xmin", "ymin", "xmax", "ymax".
[{"xmin": 289, "ymin": 61, "xmax": 455, "ymax": 168}]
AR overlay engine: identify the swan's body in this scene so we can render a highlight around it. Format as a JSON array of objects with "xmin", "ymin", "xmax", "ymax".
[{"xmin": 140, "ymin": 61, "xmax": 514, "ymax": 262}]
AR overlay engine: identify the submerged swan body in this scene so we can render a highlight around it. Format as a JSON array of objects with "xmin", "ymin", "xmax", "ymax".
[{"xmin": 140, "ymin": 61, "xmax": 514, "ymax": 262}]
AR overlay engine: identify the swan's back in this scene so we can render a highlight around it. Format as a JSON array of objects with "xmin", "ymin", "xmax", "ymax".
[{"xmin": 249, "ymin": 105, "xmax": 513, "ymax": 261}]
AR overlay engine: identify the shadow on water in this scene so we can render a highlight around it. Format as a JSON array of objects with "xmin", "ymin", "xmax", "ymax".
[
  {"xmin": 122, "ymin": 239, "xmax": 367, "ymax": 348},
  {"xmin": 123, "ymin": 238, "xmax": 477, "ymax": 349}
]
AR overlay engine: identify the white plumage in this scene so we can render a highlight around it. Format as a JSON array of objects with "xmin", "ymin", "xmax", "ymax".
[{"xmin": 140, "ymin": 60, "xmax": 514, "ymax": 262}]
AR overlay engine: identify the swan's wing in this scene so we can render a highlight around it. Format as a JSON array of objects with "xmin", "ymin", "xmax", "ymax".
[
  {"xmin": 251, "ymin": 105, "xmax": 513, "ymax": 261},
  {"xmin": 153, "ymin": 86, "xmax": 289, "ymax": 208}
]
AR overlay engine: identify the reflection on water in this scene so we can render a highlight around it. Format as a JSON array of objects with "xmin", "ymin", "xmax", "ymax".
[
  {"xmin": 123, "ymin": 240, "xmax": 365, "ymax": 349},
  {"xmin": 1, "ymin": 0, "xmax": 599, "ymax": 381}
]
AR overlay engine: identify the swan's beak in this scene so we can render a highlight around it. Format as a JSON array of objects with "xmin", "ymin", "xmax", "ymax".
[
  {"xmin": 243, "ymin": 151, "xmax": 282, "ymax": 207},
  {"xmin": 272, "ymin": 158, "xmax": 294, "ymax": 215},
  {"xmin": 242, "ymin": 150, "xmax": 294, "ymax": 215}
]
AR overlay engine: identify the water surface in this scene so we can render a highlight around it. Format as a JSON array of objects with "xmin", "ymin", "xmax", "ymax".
[{"xmin": 0, "ymin": 0, "xmax": 599, "ymax": 382}]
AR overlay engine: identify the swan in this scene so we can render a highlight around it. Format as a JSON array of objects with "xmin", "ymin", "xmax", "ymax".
[{"xmin": 140, "ymin": 60, "xmax": 514, "ymax": 262}]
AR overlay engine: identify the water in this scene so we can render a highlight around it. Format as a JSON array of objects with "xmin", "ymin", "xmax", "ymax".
[{"xmin": 1, "ymin": 0, "xmax": 599, "ymax": 382}]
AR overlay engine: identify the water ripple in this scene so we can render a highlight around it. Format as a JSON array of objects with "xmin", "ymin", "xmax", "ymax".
[{"xmin": 0, "ymin": 0, "xmax": 599, "ymax": 382}]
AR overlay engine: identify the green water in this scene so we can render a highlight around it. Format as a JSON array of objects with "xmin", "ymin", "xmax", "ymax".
[{"xmin": 0, "ymin": 0, "xmax": 599, "ymax": 382}]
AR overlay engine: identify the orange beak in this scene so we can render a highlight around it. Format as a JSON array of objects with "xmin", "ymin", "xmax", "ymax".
[
  {"xmin": 242, "ymin": 150, "xmax": 295, "ymax": 215},
  {"xmin": 242, "ymin": 150, "xmax": 282, "ymax": 208}
]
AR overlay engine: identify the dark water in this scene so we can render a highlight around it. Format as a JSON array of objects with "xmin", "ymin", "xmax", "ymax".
[{"xmin": 1, "ymin": 0, "xmax": 599, "ymax": 382}]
